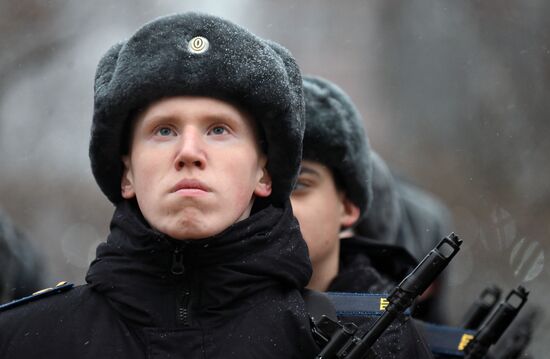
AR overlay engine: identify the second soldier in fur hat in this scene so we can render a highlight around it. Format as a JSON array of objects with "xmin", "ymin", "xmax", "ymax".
[
  {"xmin": 290, "ymin": 75, "xmax": 434, "ymax": 357},
  {"xmin": 0, "ymin": 13, "xmax": 320, "ymax": 358},
  {"xmin": 291, "ymin": 75, "xmax": 417, "ymax": 292}
]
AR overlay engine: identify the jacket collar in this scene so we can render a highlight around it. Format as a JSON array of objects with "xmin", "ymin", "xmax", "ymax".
[
  {"xmin": 328, "ymin": 235, "xmax": 417, "ymax": 293},
  {"xmin": 86, "ymin": 200, "xmax": 311, "ymax": 327}
]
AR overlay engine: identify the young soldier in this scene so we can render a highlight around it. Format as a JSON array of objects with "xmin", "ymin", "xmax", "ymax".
[
  {"xmin": 292, "ymin": 75, "xmax": 418, "ymax": 293},
  {"xmin": 291, "ymin": 75, "xmax": 433, "ymax": 357},
  {"xmin": 0, "ymin": 13, "xmax": 319, "ymax": 358}
]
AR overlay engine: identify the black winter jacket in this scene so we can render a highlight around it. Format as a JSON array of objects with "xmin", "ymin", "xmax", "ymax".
[{"xmin": 0, "ymin": 201, "xmax": 320, "ymax": 358}]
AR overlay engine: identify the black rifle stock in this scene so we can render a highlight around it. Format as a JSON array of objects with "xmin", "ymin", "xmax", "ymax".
[{"xmin": 312, "ymin": 233, "xmax": 463, "ymax": 359}]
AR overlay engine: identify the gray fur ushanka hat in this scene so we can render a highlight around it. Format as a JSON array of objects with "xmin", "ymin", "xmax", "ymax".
[
  {"xmin": 302, "ymin": 75, "xmax": 372, "ymax": 217},
  {"xmin": 90, "ymin": 12, "xmax": 304, "ymax": 205}
]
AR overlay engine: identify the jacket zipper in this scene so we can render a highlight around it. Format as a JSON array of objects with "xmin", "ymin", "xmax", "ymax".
[{"xmin": 172, "ymin": 246, "xmax": 191, "ymax": 326}]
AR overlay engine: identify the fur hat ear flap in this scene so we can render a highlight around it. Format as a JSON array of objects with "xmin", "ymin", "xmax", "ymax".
[
  {"xmin": 264, "ymin": 40, "xmax": 304, "ymax": 108},
  {"xmin": 263, "ymin": 40, "xmax": 305, "ymax": 194},
  {"xmin": 94, "ymin": 42, "xmax": 124, "ymax": 96}
]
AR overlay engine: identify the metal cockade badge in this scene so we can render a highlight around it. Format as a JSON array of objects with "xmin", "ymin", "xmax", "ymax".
[{"xmin": 188, "ymin": 36, "xmax": 209, "ymax": 54}]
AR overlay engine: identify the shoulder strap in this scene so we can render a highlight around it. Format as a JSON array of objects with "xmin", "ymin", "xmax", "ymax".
[
  {"xmin": 414, "ymin": 320, "xmax": 475, "ymax": 357},
  {"xmin": 0, "ymin": 281, "xmax": 74, "ymax": 313},
  {"xmin": 327, "ymin": 291, "xmax": 411, "ymax": 316},
  {"xmin": 326, "ymin": 292, "xmax": 475, "ymax": 357}
]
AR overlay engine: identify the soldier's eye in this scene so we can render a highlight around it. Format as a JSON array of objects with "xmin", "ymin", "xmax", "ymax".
[
  {"xmin": 156, "ymin": 127, "xmax": 175, "ymax": 136},
  {"xmin": 209, "ymin": 126, "xmax": 228, "ymax": 135},
  {"xmin": 293, "ymin": 179, "xmax": 309, "ymax": 191}
]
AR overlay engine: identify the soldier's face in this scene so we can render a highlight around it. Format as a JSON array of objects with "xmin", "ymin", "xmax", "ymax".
[
  {"xmin": 290, "ymin": 161, "xmax": 360, "ymax": 277},
  {"xmin": 121, "ymin": 96, "xmax": 271, "ymax": 240}
]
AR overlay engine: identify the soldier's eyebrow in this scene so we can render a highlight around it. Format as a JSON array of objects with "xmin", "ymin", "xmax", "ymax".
[{"xmin": 299, "ymin": 167, "xmax": 321, "ymax": 178}]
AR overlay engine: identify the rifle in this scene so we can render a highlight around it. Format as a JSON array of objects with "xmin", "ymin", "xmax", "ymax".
[
  {"xmin": 461, "ymin": 285, "xmax": 502, "ymax": 330},
  {"xmin": 464, "ymin": 286, "xmax": 529, "ymax": 359},
  {"xmin": 311, "ymin": 233, "xmax": 462, "ymax": 359}
]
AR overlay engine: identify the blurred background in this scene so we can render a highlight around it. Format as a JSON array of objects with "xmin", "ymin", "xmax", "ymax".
[{"xmin": 1, "ymin": 0, "xmax": 548, "ymax": 355}]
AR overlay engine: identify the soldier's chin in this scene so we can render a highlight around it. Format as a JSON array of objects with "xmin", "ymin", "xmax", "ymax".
[
  {"xmin": 154, "ymin": 204, "xmax": 252, "ymax": 240},
  {"xmin": 165, "ymin": 222, "xmax": 227, "ymax": 241}
]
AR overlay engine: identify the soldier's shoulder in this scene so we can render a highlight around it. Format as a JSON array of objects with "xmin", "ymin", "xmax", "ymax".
[
  {"xmin": 0, "ymin": 281, "xmax": 93, "ymax": 318},
  {"xmin": 0, "ymin": 282, "xmax": 105, "ymax": 356}
]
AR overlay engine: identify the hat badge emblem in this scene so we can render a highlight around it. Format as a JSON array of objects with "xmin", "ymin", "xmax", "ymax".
[{"xmin": 188, "ymin": 36, "xmax": 209, "ymax": 54}]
